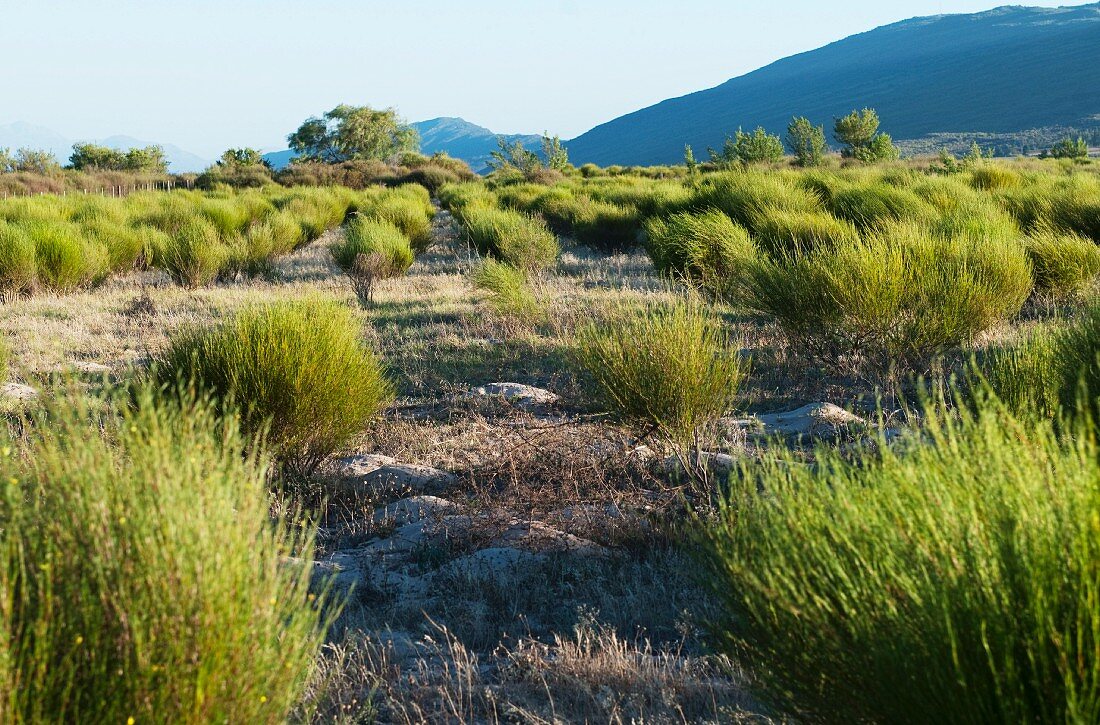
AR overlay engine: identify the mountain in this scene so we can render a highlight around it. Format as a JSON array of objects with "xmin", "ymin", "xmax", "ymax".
[
  {"xmin": 414, "ymin": 117, "xmax": 542, "ymax": 171},
  {"xmin": 262, "ymin": 118, "xmax": 543, "ymax": 173},
  {"xmin": 0, "ymin": 122, "xmax": 211, "ymax": 172},
  {"xmin": 565, "ymin": 3, "xmax": 1100, "ymax": 165}
]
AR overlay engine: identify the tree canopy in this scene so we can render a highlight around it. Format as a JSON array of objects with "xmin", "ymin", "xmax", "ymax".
[
  {"xmin": 287, "ymin": 105, "xmax": 419, "ymax": 164},
  {"xmin": 68, "ymin": 143, "xmax": 168, "ymax": 173}
]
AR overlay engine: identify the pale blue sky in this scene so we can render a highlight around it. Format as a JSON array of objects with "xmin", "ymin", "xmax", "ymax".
[{"xmin": 1, "ymin": 1, "xmax": 1093, "ymax": 157}]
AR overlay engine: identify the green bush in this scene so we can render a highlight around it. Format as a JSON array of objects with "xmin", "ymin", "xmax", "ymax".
[
  {"xmin": 0, "ymin": 389, "xmax": 328, "ymax": 722},
  {"xmin": 741, "ymin": 225, "xmax": 1033, "ymax": 375},
  {"xmin": 461, "ymin": 205, "xmax": 559, "ymax": 271},
  {"xmin": 827, "ymin": 183, "xmax": 936, "ymax": 230},
  {"xmin": 471, "ymin": 258, "xmax": 541, "ymax": 320},
  {"xmin": 644, "ymin": 210, "xmax": 754, "ymax": 293},
  {"xmin": 749, "ymin": 205, "xmax": 859, "ymax": 256},
  {"xmin": 157, "ymin": 217, "xmax": 229, "ymax": 288},
  {"xmin": 154, "ymin": 297, "xmax": 394, "ymax": 476},
  {"xmin": 571, "ymin": 199, "xmax": 641, "ymax": 253},
  {"xmin": 359, "ymin": 194, "xmax": 433, "ymax": 253},
  {"xmin": 574, "ymin": 300, "xmax": 747, "ymax": 447},
  {"xmin": 25, "ymin": 219, "xmax": 109, "ymax": 292},
  {"xmin": 969, "ymin": 164, "xmax": 1021, "ymax": 190},
  {"xmin": 982, "ymin": 330, "xmax": 1060, "ymax": 418},
  {"xmin": 699, "ymin": 393, "xmax": 1100, "ymax": 723},
  {"xmin": 333, "ymin": 216, "xmax": 414, "ymax": 280},
  {"xmin": 1053, "ymin": 303, "xmax": 1100, "ymax": 420},
  {"xmin": 1024, "ymin": 228, "xmax": 1100, "ymax": 299},
  {"xmin": 696, "ymin": 172, "xmax": 821, "ymax": 231},
  {"xmin": 0, "ymin": 222, "xmax": 37, "ymax": 296}
]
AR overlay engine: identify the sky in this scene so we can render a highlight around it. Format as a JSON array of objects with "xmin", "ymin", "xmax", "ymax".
[{"xmin": 1, "ymin": 0, "xmax": 1094, "ymax": 158}]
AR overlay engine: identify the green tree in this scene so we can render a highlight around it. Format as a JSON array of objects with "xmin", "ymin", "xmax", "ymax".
[
  {"xmin": 0, "ymin": 148, "xmax": 15, "ymax": 173},
  {"xmin": 122, "ymin": 146, "xmax": 168, "ymax": 173},
  {"xmin": 13, "ymin": 148, "xmax": 60, "ymax": 174},
  {"xmin": 710, "ymin": 127, "xmax": 784, "ymax": 167},
  {"xmin": 69, "ymin": 143, "xmax": 167, "ymax": 172},
  {"xmin": 217, "ymin": 147, "xmax": 268, "ymax": 168},
  {"xmin": 833, "ymin": 108, "xmax": 899, "ymax": 162},
  {"xmin": 287, "ymin": 104, "xmax": 419, "ymax": 164},
  {"xmin": 487, "ymin": 137, "xmax": 541, "ymax": 175},
  {"xmin": 684, "ymin": 144, "xmax": 699, "ymax": 180},
  {"xmin": 785, "ymin": 116, "xmax": 828, "ymax": 167},
  {"xmin": 1049, "ymin": 137, "xmax": 1089, "ymax": 159},
  {"xmin": 540, "ymin": 133, "xmax": 569, "ymax": 171}
]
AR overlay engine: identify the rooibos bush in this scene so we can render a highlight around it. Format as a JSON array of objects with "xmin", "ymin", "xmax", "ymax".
[
  {"xmin": 574, "ymin": 300, "xmax": 747, "ymax": 447},
  {"xmin": 157, "ymin": 217, "xmax": 229, "ymax": 288},
  {"xmin": 644, "ymin": 210, "xmax": 754, "ymax": 294},
  {"xmin": 25, "ymin": 219, "xmax": 109, "ymax": 292},
  {"xmin": 0, "ymin": 389, "xmax": 329, "ymax": 722},
  {"xmin": 0, "ymin": 222, "xmax": 37, "ymax": 296},
  {"xmin": 461, "ymin": 205, "xmax": 559, "ymax": 271},
  {"xmin": 154, "ymin": 297, "xmax": 394, "ymax": 476},
  {"xmin": 741, "ymin": 224, "xmax": 1032, "ymax": 376},
  {"xmin": 699, "ymin": 393, "xmax": 1100, "ymax": 723},
  {"xmin": 1024, "ymin": 227, "xmax": 1100, "ymax": 299},
  {"xmin": 471, "ymin": 258, "xmax": 541, "ymax": 321}
]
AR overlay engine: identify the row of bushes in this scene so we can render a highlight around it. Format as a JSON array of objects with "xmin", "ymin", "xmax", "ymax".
[
  {"xmin": 571, "ymin": 296, "xmax": 1098, "ymax": 722},
  {"xmin": 0, "ymin": 184, "xmax": 433, "ymax": 295}
]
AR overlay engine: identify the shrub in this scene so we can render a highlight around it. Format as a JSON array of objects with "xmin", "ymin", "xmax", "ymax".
[
  {"xmin": 574, "ymin": 300, "xmax": 747, "ymax": 447},
  {"xmin": 827, "ymin": 183, "xmax": 935, "ymax": 230},
  {"xmin": 699, "ymin": 392, "xmax": 1100, "ymax": 723},
  {"xmin": 25, "ymin": 219, "xmax": 109, "ymax": 292},
  {"xmin": 359, "ymin": 194, "xmax": 433, "ymax": 253},
  {"xmin": 981, "ymin": 330, "xmax": 1060, "ymax": 418},
  {"xmin": 471, "ymin": 258, "xmax": 541, "ymax": 321},
  {"xmin": 741, "ymin": 225, "xmax": 1033, "ymax": 375},
  {"xmin": 154, "ymin": 297, "xmax": 394, "ymax": 476},
  {"xmin": 749, "ymin": 205, "xmax": 859, "ymax": 256},
  {"xmin": 571, "ymin": 199, "xmax": 641, "ymax": 253},
  {"xmin": 696, "ymin": 172, "xmax": 821, "ymax": 231},
  {"xmin": 969, "ymin": 164, "xmax": 1020, "ymax": 190},
  {"xmin": 0, "ymin": 222, "xmax": 37, "ymax": 296},
  {"xmin": 0, "ymin": 389, "xmax": 328, "ymax": 722},
  {"xmin": 157, "ymin": 218, "xmax": 229, "ymax": 287},
  {"xmin": 461, "ymin": 206, "xmax": 559, "ymax": 271},
  {"xmin": 332, "ymin": 216, "xmax": 414, "ymax": 304},
  {"xmin": 85, "ymin": 219, "xmax": 146, "ymax": 272},
  {"xmin": 1023, "ymin": 227, "xmax": 1100, "ymax": 299},
  {"xmin": 1053, "ymin": 303, "xmax": 1100, "ymax": 420},
  {"xmin": 438, "ymin": 183, "xmax": 497, "ymax": 225},
  {"xmin": 644, "ymin": 210, "xmax": 754, "ymax": 293}
]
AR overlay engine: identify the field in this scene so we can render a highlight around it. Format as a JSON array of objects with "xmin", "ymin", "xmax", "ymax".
[{"xmin": 1, "ymin": 155, "xmax": 1098, "ymax": 723}]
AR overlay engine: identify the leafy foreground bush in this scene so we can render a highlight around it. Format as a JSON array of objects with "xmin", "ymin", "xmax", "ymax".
[
  {"xmin": 155, "ymin": 297, "xmax": 393, "ymax": 477},
  {"xmin": 741, "ymin": 225, "xmax": 1032, "ymax": 376},
  {"xmin": 574, "ymin": 300, "xmax": 746, "ymax": 448},
  {"xmin": 332, "ymin": 215, "xmax": 414, "ymax": 304},
  {"xmin": 1023, "ymin": 227, "xmax": 1100, "ymax": 299},
  {"xmin": 0, "ymin": 390, "xmax": 329, "ymax": 723},
  {"xmin": 699, "ymin": 393, "xmax": 1100, "ymax": 724}
]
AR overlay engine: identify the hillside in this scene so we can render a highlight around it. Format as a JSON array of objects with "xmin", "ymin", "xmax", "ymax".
[{"xmin": 565, "ymin": 3, "xmax": 1100, "ymax": 165}]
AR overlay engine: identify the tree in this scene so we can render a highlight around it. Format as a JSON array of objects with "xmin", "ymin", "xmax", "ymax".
[
  {"xmin": 69, "ymin": 143, "xmax": 167, "ymax": 172},
  {"xmin": 541, "ymin": 133, "xmax": 569, "ymax": 171},
  {"xmin": 218, "ymin": 147, "xmax": 268, "ymax": 168},
  {"xmin": 13, "ymin": 148, "xmax": 60, "ymax": 174},
  {"xmin": 0, "ymin": 148, "xmax": 15, "ymax": 173},
  {"xmin": 684, "ymin": 144, "xmax": 699, "ymax": 180},
  {"xmin": 785, "ymin": 117, "xmax": 828, "ymax": 167},
  {"xmin": 833, "ymin": 108, "xmax": 899, "ymax": 162},
  {"xmin": 287, "ymin": 105, "xmax": 419, "ymax": 164},
  {"xmin": 487, "ymin": 137, "xmax": 541, "ymax": 175},
  {"xmin": 709, "ymin": 127, "xmax": 784, "ymax": 167},
  {"xmin": 1050, "ymin": 137, "xmax": 1089, "ymax": 159}
]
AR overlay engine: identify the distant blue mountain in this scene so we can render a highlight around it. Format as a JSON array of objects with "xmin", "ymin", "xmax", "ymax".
[
  {"xmin": 565, "ymin": 3, "xmax": 1100, "ymax": 165},
  {"xmin": 263, "ymin": 117, "xmax": 543, "ymax": 173}
]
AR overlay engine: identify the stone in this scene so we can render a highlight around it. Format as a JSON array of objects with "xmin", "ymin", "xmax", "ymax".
[
  {"xmin": 333, "ymin": 454, "xmax": 458, "ymax": 496},
  {"xmin": 489, "ymin": 520, "xmax": 607, "ymax": 556},
  {"xmin": 1, "ymin": 383, "xmax": 38, "ymax": 401},
  {"xmin": 756, "ymin": 402, "xmax": 865, "ymax": 440},
  {"xmin": 662, "ymin": 451, "xmax": 738, "ymax": 480},
  {"xmin": 434, "ymin": 547, "xmax": 548, "ymax": 580},
  {"xmin": 373, "ymin": 495, "xmax": 461, "ymax": 526},
  {"xmin": 472, "ymin": 382, "xmax": 560, "ymax": 406}
]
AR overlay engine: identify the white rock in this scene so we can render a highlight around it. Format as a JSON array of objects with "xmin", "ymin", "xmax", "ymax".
[
  {"xmin": 756, "ymin": 403, "xmax": 865, "ymax": 439},
  {"xmin": 334, "ymin": 455, "xmax": 458, "ymax": 496},
  {"xmin": 662, "ymin": 451, "xmax": 738, "ymax": 480},
  {"xmin": 373, "ymin": 496, "xmax": 461, "ymax": 526},
  {"xmin": 490, "ymin": 520, "xmax": 607, "ymax": 556},
  {"xmin": 1, "ymin": 383, "xmax": 38, "ymax": 401},
  {"xmin": 472, "ymin": 382, "xmax": 560, "ymax": 406}
]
